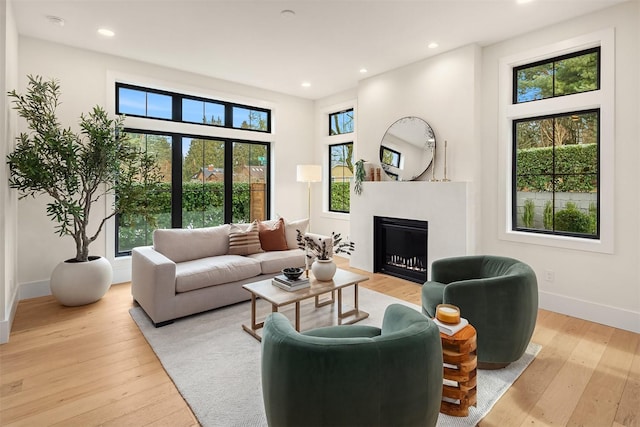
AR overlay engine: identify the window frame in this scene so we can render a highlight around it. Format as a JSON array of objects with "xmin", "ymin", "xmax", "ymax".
[
  {"xmin": 329, "ymin": 108, "xmax": 354, "ymax": 135},
  {"xmin": 328, "ymin": 142, "xmax": 354, "ymax": 214},
  {"xmin": 115, "ymin": 129, "xmax": 271, "ymax": 257},
  {"xmin": 512, "ymin": 46, "xmax": 601, "ymax": 104},
  {"xmin": 511, "ymin": 108, "xmax": 600, "ymax": 239},
  {"xmin": 498, "ymin": 29, "xmax": 614, "ymax": 254},
  {"xmin": 116, "ymin": 82, "xmax": 272, "ymax": 133}
]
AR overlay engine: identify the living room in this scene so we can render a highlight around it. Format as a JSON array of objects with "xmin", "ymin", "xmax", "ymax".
[{"xmin": 1, "ymin": 0, "xmax": 639, "ymax": 425}]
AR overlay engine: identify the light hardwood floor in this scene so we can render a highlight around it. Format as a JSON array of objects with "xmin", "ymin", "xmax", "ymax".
[{"xmin": 1, "ymin": 258, "xmax": 638, "ymax": 426}]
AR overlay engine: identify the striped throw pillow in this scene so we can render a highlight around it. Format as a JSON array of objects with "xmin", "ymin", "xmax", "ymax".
[{"xmin": 228, "ymin": 221, "xmax": 263, "ymax": 255}]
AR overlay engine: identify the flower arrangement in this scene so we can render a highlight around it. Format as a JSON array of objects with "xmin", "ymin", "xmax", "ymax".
[{"xmin": 296, "ymin": 230, "xmax": 355, "ymax": 261}]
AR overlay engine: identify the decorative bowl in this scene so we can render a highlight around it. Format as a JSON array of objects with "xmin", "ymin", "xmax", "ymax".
[{"xmin": 282, "ymin": 267, "xmax": 304, "ymax": 281}]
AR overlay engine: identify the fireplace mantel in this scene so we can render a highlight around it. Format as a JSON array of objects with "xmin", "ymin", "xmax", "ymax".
[{"xmin": 349, "ymin": 181, "xmax": 472, "ymax": 278}]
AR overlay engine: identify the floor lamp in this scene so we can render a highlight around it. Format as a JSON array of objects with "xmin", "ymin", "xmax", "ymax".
[{"xmin": 297, "ymin": 164, "xmax": 322, "ymax": 231}]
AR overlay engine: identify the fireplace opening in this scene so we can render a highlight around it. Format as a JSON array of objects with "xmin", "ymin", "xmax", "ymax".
[{"xmin": 374, "ymin": 216, "xmax": 428, "ymax": 284}]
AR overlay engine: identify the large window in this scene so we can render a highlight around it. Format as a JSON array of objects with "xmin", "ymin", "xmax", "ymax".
[
  {"xmin": 115, "ymin": 84, "xmax": 271, "ymax": 256},
  {"xmin": 329, "ymin": 142, "xmax": 353, "ymax": 213},
  {"xmin": 512, "ymin": 48, "xmax": 600, "ymax": 239}
]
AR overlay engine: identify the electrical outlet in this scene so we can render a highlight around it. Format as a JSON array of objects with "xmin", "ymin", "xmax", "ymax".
[{"xmin": 544, "ymin": 270, "xmax": 555, "ymax": 282}]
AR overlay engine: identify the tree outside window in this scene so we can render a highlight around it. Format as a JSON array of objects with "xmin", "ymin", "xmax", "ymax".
[{"xmin": 329, "ymin": 143, "xmax": 354, "ymax": 213}]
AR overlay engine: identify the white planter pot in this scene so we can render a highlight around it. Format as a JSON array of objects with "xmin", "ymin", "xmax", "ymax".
[
  {"xmin": 50, "ymin": 256, "xmax": 113, "ymax": 306},
  {"xmin": 311, "ymin": 258, "xmax": 337, "ymax": 281}
]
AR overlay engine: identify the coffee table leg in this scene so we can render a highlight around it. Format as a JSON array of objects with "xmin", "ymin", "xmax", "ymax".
[
  {"xmin": 242, "ymin": 293, "xmax": 264, "ymax": 341},
  {"xmin": 337, "ymin": 283, "xmax": 368, "ymax": 325},
  {"xmin": 295, "ymin": 301, "xmax": 301, "ymax": 331}
]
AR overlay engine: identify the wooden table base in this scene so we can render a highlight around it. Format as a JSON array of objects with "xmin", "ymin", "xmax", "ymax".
[{"xmin": 440, "ymin": 324, "xmax": 478, "ymax": 417}]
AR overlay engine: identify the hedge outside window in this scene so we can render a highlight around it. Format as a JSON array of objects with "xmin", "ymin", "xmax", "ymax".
[
  {"xmin": 513, "ymin": 109, "xmax": 599, "ymax": 238},
  {"xmin": 117, "ymin": 132, "xmax": 270, "ymax": 256},
  {"xmin": 329, "ymin": 142, "xmax": 354, "ymax": 213}
]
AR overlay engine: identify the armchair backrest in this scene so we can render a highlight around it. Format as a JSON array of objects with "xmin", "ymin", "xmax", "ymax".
[{"xmin": 261, "ymin": 304, "xmax": 443, "ymax": 427}]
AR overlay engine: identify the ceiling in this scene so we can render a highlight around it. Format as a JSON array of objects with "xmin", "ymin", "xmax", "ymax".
[{"xmin": 11, "ymin": 0, "xmax": 628, "ymax": 100}]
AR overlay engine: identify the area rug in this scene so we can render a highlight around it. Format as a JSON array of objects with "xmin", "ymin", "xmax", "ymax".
[{"xmin": 130, "ymin": 288, "xmax": 540, "ymax": 426}]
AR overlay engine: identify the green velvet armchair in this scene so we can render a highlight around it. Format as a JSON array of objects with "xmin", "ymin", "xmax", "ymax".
[
  {"xmin": 422, "ymin": 255, "xmax": 538, "ymax": 368},
  {"xmin": 261, "ymin": 304, "xmax": 443, "ymax": 427}
]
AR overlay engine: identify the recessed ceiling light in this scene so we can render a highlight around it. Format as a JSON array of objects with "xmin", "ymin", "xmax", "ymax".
[
  {"xmin": 281, "ymin": 9, "xmax": 296, "ymax": 19},
  {"xmin": 97, "ymin": 28, "xmax": 115, "ymax": 37},
  {"xmin": 301, "ymin": 82, "xmax": 311, "ymax": 88},
  {"xmin": 46, "ymin": 15, "xmax": 65, "ymax": 27},
  {"xmin": 428, "ymin": 42, "xmax": 439, "ymax": 49},
  {"xmin": 517, "ymin": 0, "xmax": 534, "ymax": 4},
  {"xmin": 359, "ymin": 68, "xmax": 368, "ymax": 74}
]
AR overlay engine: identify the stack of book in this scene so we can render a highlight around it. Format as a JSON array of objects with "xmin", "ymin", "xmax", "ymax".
[
  {"xmin": 272, "ymin": 274, "xmax": 310, "ymax": 291},
  {"xmin": 433, "ymin": 317, "xmax": 469, "ymax": 336}
]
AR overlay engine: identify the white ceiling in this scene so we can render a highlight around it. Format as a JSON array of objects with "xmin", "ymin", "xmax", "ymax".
[{"xmin": 11, "ymin": 0, "xmax": 628, "ymax": 100}]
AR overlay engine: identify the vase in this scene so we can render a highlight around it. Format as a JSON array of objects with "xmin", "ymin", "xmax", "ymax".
[
  {"xmin": 50, "ymin": 256, "xmax": 113, "ymax": 306},
  {"xmin": 311, "ymin": 258, "xmax": 337, "ymax": 281}
]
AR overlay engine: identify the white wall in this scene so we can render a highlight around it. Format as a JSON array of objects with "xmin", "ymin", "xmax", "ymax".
[
  {"xmin": 1, "ymin": 0, "xmax": 19, "ymax": 344},
  {"xmin": 354, "ymin": 44, "xmax": 482, "ymax": 256},
  {"xmin": 15, "ymin": 37, "xmax": 314, "ymax": 295},
  {"xmin": 480, "ymin": 2, "xmax": 639, "ymax": 332}
]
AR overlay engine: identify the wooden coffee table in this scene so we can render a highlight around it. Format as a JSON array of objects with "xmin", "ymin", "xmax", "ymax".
[{"xmin": 242, "ymin": 268, "xmax": 369, "ymax": 341}]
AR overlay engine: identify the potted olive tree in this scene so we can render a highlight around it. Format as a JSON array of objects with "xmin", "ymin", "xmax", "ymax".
[{"xmin": 7, "ymin": 75, "xmax": 162, "ymax": 306}]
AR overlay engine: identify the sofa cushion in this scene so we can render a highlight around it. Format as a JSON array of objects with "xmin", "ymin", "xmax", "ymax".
[
  {"xmin": 228, "ymin": 221, "xmax": 263, "ymax": 255},
  {"xmin": 247, "ymin": 249, "xmax": 306, "ymax": 275},
  {"xmin": 259, "ymin": 218, "xmax": 289, "ymax": 251},
  {"xmin": 153, "ymin": 224, "xmax": 230, "ymax": 263},
  {"xmin": 175, "ymin": 255, "xmax": 262, "ymax": 293},
  {"xmin": 285, "ymin": 218, "xmax": 309, "ymax": 250}
]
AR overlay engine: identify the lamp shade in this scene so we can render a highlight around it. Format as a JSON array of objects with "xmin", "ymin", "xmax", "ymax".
[{"xmin": 296, "ymin": 165, "xmax": 322, "ymax": 183}]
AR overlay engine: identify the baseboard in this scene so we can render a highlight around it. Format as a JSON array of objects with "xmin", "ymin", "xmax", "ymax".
[
  {"xmin": 539, "ymin": 290, "xmax": 640, "ymax": 333},
  {"xmin": 19, "ymin": 279, "xmax": 52, "ymax": 300},
  {"xmin": 0, "ymin": 285, "xmax": 20, "ymax": 344}
]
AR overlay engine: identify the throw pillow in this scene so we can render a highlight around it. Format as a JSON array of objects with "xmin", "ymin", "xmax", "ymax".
[
  {"xmin": 228, "ymin": 220, "xmax": 263, "ymax": 255},
  {"xmin": 258, "ymin": 217, "xmax": 289, "ymax": 251},
  {"xmin": 284, "ymin": 218, "xmax": 310, "ymax": 249}
]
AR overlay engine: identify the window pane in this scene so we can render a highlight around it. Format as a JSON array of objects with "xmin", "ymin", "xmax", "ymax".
[
  {"xmin": 147, "ymin": 92, "xmax": 172, "ymax": 119},
  {"xmin": 205, "ymin": 102, "xmax": 225, "ymax": 125},
  {"xmin": 232, "ymin": 142, "xmax": 268, "ymax": 223},
  {"xmin": 515, "ymin": 48, "xmax": 599, "ymax": 104},
  {"xmin": 117, "ymin": 133, "xmax": 172, "ymax": 254},
  {"xmin": 515, "ymin": 187, "xmax": 553, "ymax": 231},
  {"xmin": 555, "ymin": 51, "xmax": 599, "ymax": 97},
  {"xmin": 182, "ymin": 99, "xmax": 205, "ymax": 123},
  {"xmin": 514, "ymin": 111, "xmax": 598, "ymax": 238},
  {"xmin": 118, "ymin": 87, "xmax": 146, "ymax": 116},
  {"xmin": 182, "ymin": 138, "xmax": 225, "ymax": 228},
  {"xmin": 329, "ymin": 143, "xmax": 353, "ymax": 212},
  {"xmin": 516, "ymin": 63, "xmax": 553, "ymax": 103},
  {"xmin": 233, "ymin": 107, "xmax": 268, "ymax": 131},
  {"xmin": 329, "ymin": 109, "xmax": 354, "ymax": 135}
]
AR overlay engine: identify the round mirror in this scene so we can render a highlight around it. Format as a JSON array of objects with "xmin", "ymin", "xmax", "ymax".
[{"xmin": 379, "ymin": 117, "xmax": 436, "ymax": 181}]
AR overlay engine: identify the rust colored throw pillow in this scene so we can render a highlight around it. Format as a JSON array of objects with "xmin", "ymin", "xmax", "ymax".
[
  {"xmin": 228, "ymin": 220, "xmax": 263, "ymax": 255},
  {"xmin": 258, "ymin": 217, "xmax": 289, "ymax": 251}
]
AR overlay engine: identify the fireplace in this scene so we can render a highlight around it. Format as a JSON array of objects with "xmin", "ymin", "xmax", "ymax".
[{"xmin": 373, "ymin": 216, "xmax": 428, "ymax": 284}]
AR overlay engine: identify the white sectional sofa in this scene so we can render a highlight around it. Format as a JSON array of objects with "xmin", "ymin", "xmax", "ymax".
[{"xmin": 132, "ymin": 219, "xmax": 326, "ymax": 326}]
